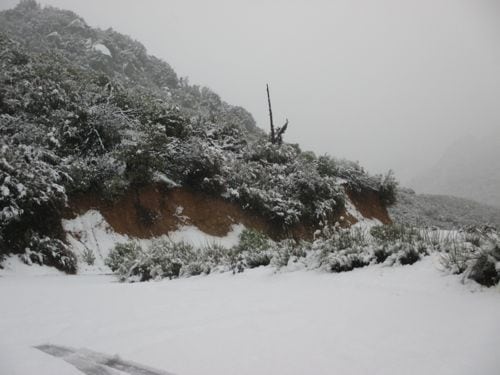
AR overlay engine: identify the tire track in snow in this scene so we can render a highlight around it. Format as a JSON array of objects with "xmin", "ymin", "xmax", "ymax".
[{"xmin": 35, "ymin": 344, "xmax": 175, "ymax": 375}]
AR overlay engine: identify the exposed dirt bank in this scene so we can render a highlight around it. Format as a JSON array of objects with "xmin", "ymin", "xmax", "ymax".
[{"xmin": 65, "ymin": 184, "xmax": 391, "ymax": 240}]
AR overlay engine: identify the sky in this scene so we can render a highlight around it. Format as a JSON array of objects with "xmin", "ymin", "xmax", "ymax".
[{"xmin": 1, "ymin": 0, "xmax": 499, "ymax": 186}]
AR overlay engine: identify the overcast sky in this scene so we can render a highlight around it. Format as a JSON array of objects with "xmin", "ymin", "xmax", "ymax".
[{"xmin": 1, "ymin": 0, "xmax": 500, "ymax": 185}]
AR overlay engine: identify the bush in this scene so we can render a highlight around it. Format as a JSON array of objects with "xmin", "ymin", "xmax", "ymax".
[
  {"xmin": 237, "ymin": 228, "xmax": 270, "ymax": 252},
  {"xmin": 82, "ymin": 247, "xmax": 96, "ymax": 266},
  {"xmin": 324, "ymin": 252, "xmax": 370, "ymax": 273},
  {"xmin": 370, "ymin": 224, "xmax": 420, "ymax": 243},
  {"xmin": 378, "ymin": 170, "xmax": 398, "ymax": 206},
  {"xmin": 106, "ymin": 239, "xmax": 204, "ymax": 281},
  {"xmin": 105, "ymin": 241, "xmax": 142, "ymax": 277},
  {"xmin": 20, "ymin": 233, "xmax": 77, "ymax": 274},
  {"xmin": 373, "ymin": 246, "xmax": 390, "ymax": 264},
  {"xmin": 271, "ymin": 239, "xmax": 308, "ymax": 269},
  {"xmin": 439, "ymin": 234, "xmax": 479, "ymax": 275},
  {"xmin": 468, "ymin": 253, "xmax": 499, "ymax": 287},
  {"xmin": 398, "ymin": 247, "xmax": 421, "ymax": 265},
  {"xmin": 235, "ymin": 229, "xmax": 273, "ymax": 269}
]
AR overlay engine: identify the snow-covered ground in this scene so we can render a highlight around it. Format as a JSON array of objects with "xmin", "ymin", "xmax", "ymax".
[{"xmin": 1, "ymin": 256, "xmax": 499, "ymax": 375}]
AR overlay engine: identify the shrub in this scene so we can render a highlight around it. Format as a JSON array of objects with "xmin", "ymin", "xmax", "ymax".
[
  {"xmin": 105, "ymin": 241, "xmax": 141, "ymax": 276},
  {"xmin": 198, "ymin": 242, "xmax": 228, "ymax": 272},
  {"xmin": 237, "ymin": 228, "xmax": 270, "ymax": 253},
  {"xmin": 378, "ymin": 170, "xmax": 398, "ymax": 206},
  {"xmin": 271, "ymin": 239, "xmax": 308, "ymax": 269},
  {"xmin": 398, "ymin": 247, "xmax": 421, "ymax": 265},
  {"xmin": 373, "ymin": 246, "xmax": 390, "ymax": 263},
  {"xmin": 439, "ymin": 238, "xmax": 477, "ymax": 275},
  {"xmin": 21, "ymin": 233, "xmax": 77, "ymax": 274},
  {"xmin": 234, "ymin": 228, "xmax": 272, "ymax": 268},
  {"xmin": 468, "ymin": 253, "xmax": 499, "ymax": 287},
  {"xmin": 106, "ymin": 239, "xmax": 203, "ymax": 281},
  {"xmin": 223, "ymin": 247, "xmax": 245, "ymax": 274},
  {"xmin": 370, "ymin": 224, "xmax": 419, "ymax": 243},
  {"xmin": 82, "ymin": 247, "xmax": 96, "ymax": 266},
  {"xmin": 324, "ymin": 252, "xmax": 370, "ymax": 273}
]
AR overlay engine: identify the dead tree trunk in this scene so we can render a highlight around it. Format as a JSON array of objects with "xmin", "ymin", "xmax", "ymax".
[
  {"xmin": 266, "ymin": 84, "xmax": 288, "ymax": 145},
  {"xmin": 266, "ymin": 84, "xmax": 275, "ymax": 143}
]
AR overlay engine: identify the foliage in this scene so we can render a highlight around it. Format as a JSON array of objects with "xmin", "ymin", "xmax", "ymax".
[
  {"xmin": 389, "ymin": 188, "xmax": 500, "ymax": 230},
  {"xmin": 438, "ymin": 226, "xmax": 500, "ymax": 287},
  {"xmin": 236, "ymin": 229, "xmax": 273, "ymax": 269},
  {"xmin": 468, "ymin": 253, "xmax": 499, "ymax": 287},
  {"xmin": 378, "ymin": 170, "xmax": 398, "ymax": 206},
  {"xmin": 0, "ymin": 3, "xmax": 398, "ymax": 271},
  {"xmin": 20, "ymin": 232, "xmax": 77, "ymax": 274},
  {"xmin": 81, "ymin": 247, "xmax": 96, "ymax": 266}
]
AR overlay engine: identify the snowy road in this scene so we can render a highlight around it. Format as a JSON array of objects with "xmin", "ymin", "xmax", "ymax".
[
  {"xmin": 35, "ymin": 344, "xmax": 174, "ymax": 375},
  {"xmin": 1, "ymin": 256, "xmax": 499, "ymax": 375}
]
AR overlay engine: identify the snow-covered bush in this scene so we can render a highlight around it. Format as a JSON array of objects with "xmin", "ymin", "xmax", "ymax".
[
  {"xmin": 81, "ymin": 247, "xmax": 96, "ymax": 266},
  {"xmin": 105, "ymin": 241, "xmax": 142, "ymax": 277},
  {"xmin": 20, "ymin": 232, "xmax": 77, "ymax": 274},
  {"xmin": 198, "ymin": 242, "xmax": 233, "ymax": 273},
  {"xmin": 65, "ymin": 155, "xmax": 128, "ymax": 199},
  {"xmin": 313, "ymin": 226, "xmax": 372, "ymax": 272},
  {"xmin": 378, "ymin": 170, "xmax": 398, "ymax": 206},
  {"xmin": 236, "ymin": 228, "xmax": 273, "ymax": 269},
  {"xmin": 469, "ymin": 253, "xmax": 499, "ymax": 287},
  {"xmin": 271, "ymin": 239, "xmax": 307, "ymax": 269},
  {"xmin": 439, "ymin": 227, "xmax": 500, "ymax": 287},
  {"xmin": 106, "ymin": 239, "xmax": 203, "ymax": 281},
  {"xmin": 439, "ymin": 240, "xmax": 476, "ymax": 275},
  {"xmin": 0, "ymin": 140, "xmax": 70, "ymax": 267},
  {"xmin": 370, "ymin": 224, "xmax": 421, "ymax": 243}
]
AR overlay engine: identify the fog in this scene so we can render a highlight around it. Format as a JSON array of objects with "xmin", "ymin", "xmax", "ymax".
[{"xmin": 2, "ymin": 0, "xmax": 500, "ymax": 186}]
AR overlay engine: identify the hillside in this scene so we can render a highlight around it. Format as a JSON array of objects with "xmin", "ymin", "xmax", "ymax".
[
  {"xmin": 0, "ymin": 1, "xmax": 395, "ymax": 272},
  {"xmin": 410, "ymin": 133, "xmax": 500, "ymax": 208},
  {"xmin": 390, "ymin": 188, "xmax": 500, "ymax": 229}
]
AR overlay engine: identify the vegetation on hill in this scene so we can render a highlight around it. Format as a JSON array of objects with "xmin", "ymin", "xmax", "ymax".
[
  {"xmin": 0, "ymin": 1, "xmax": 396, "ymax": 272},
  {"xmin": 390, "ymin": 188, "xmax": 500, "ymax": 229}
]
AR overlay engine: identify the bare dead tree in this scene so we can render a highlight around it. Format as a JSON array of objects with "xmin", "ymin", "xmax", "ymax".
[{"xmin": 266, "ymin": 84, "xmax": 288, "ymax": 145}]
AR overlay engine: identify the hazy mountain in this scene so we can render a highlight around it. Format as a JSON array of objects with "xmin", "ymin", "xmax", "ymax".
[{"xmin": 410, "ymin": 133, "xmax": 500, "ymax": 208}]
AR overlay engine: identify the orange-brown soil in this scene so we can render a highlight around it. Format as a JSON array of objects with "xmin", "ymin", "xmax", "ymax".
[
  {"xmin": 346, "ymin": 188, "xmax": 392, "ymax": 225},
  {"xmin": 65, "ymin": 184, "xmax": 391, "ymax": 240}
]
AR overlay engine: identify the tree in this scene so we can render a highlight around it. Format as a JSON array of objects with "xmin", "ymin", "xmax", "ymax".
[{"xmin": 266, "ymin": 84, "xmax": 288, "ymax": 145}]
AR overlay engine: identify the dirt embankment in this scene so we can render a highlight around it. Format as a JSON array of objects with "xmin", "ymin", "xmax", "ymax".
[
  {"xmin": 65, "ymin": 184, "xmax": 391, "ymax": 240},
  {"xmin": 346, "ymin": 188, "xmax": 392, "ymax": 225}
]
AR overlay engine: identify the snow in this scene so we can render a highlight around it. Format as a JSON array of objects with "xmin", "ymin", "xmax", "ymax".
[
  {"xmin": 345, "ymin": 198, "xmax": 381, "ymax": 228},
  {"xmin": 0, "ymin": 256, "xmax": 65, "ymax": 276},
  {"xmin": 1, "ymin": 185, "xmax": 9, "ymax": 196},
  {"xmin": 67, "ymin": 18, "xmax": 86, "ymax": 29},
  {"xmin": 93, "ymin": 43, "xmax": 112, "ymax": 57},
  {"xmin": 63, "ymin": 210, "xmax": 129, "ymax": 272},
  {"xmin": 1, "ymin": 256, "xmax": 499, "ymax": 375},
  {"xmin": 153, "ymin": 172, "xmax": 179, "ymax": 187},
  {"xmin": 167, "ymin": 224, "xmax": 244, "ymax": 248},
  {"xmin": 46, "ymin": 31, "xmax": 60, "ymax": 39},
  {"xmin": 63, "ymin": 210, "xmax": 245, "ymax": 272}
]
